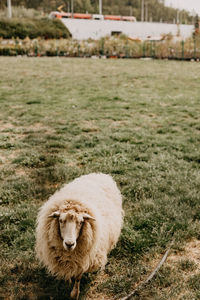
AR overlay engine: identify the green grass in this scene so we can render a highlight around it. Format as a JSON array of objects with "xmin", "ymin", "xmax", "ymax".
[
  {"xmin": 0, "ymin": 57, "xmax": 200, "ymax": 299},
  {"xmin": 0, "ymin": 17, "xmax": 71, "ymax": 39}
]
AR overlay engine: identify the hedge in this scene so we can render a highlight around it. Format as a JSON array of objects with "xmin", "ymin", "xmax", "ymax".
[
  {"xmin": 0, "ymin": 18, "xmax": 71, "ymax": 39},
  {"xmin": 1, "ymin": 36, "xmax": 200, "ymax": 60}
]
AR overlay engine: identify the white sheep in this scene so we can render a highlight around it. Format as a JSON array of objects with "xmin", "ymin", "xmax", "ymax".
[{"xmin": 35, "ymin": 173, "xmax": 123, "ymax": 299}]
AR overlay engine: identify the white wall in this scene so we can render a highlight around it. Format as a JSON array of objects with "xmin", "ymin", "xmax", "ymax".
[{"xmin": 62, "ymin": 19, "xmax": 194, "ymax": 40}]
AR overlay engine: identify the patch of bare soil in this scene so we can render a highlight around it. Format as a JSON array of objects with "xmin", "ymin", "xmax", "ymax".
[
  {"xmin": 110, "ymin": 120, "xmax": 129, "ymax": 129},
  {"xmin": 0, "ymin": 150, "xmax": 21, "ymax": 168},
  {"xmin": 0, "ymin": 154, "xmax": 6, "ymax": 162},
  {"xmin": 168, "ymin": 239, "xmax": 200, "ymax": 273},
  {"xmin": 31, "ymin": 123, "xmax": 55, "ymax": 134},
  {"xmin": 143, "ymin": 239, "xmax": 200, "ymax": 278},
  {"xmin": 81, "ymin": 121, "xmax": 99, "ymax": 133},
  {"xmin": 149, "ymin": 239, "xmax": 200, "ymax": 300},
  {"xmin": 15, "ymin": 168, "xmax": 27, "ymax": 176},
  {"xmin": 0, "ymin": 121, "xmax": 14, "ymax": 130},
  {"xmin": 0, "ymin": 120, "xmax": 55, "ymax": 135}
]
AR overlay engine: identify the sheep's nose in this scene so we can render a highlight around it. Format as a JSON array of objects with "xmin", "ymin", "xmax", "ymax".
[{"xmin": 65, "ymin": 242, "xmax": 75, "ymax": 248}]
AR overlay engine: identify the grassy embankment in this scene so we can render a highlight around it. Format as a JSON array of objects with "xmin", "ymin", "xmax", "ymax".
[
  {"xmin": 0, "ymin": 18, "xmax": 71, "ymax": 39},
  {"xmin": 0, "ymin": 57, "xmax": 200, "ymax": 299}
]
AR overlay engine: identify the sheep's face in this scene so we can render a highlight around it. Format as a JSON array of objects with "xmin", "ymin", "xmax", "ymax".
[{"xmin": 49, "ymin": 210, "xmax": 95, "ymax": 252}]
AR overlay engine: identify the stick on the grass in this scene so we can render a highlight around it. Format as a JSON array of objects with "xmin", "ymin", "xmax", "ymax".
[{"xmin": 120, "ymin": 248, "xmax": 170, "ymax": 300}]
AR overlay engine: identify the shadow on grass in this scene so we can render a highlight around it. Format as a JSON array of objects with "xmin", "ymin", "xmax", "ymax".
[{"xmin": 15, "ymin": 264, "xmax": 93, "ymax": 300}]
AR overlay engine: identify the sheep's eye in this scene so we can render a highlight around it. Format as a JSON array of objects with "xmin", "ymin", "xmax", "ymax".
[
  {"xmin": 59, "ymin": 219, "xmax": 63, "ymax": 223},
  {"xmin": 77, "ymin": 220, "xmax": 83, "ymax": 226}
]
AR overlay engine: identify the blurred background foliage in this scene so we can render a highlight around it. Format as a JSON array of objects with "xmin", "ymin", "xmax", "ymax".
[{"xmin": 0, "ymin": 0, "xmax": 193, "ymax": 23}]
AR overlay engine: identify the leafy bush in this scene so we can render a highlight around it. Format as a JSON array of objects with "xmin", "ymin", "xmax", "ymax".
[{"xmin": 0, "ymin": 18, "xmax": 71, "ymax": 39}]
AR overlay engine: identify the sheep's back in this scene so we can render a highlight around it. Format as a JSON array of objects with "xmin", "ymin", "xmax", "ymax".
[{"xmin": 65, "ymin": 173, "xmax": 123, "ymax": 254}]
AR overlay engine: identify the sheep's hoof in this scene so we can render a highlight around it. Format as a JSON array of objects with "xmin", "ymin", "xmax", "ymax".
[
  {"xmin": 70, "ymin": 290, "xmax": 79, "ymax": 300},
  {"xmin": 70, "ymin": 287, "xmax": 79, "ymax": 300},
  {"xmin": 68, "ymin": 278, "xmax": 72, "ymax": 286}
]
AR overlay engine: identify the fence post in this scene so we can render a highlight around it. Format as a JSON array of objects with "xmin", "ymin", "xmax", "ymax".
[
  {"xmin": 150, "ymin": 41, "xmax": 154, "ymax": 58},
  {"xmin": 100, "ymin": 38, "xmax": 104, "ymax": 56},
  {"xmin": 153, "ymin": 41, "xmax": 156, "ymax": 58},
  {"xmin": 56, "ymin": 40, "xmax": 58, "ymax": 56},
  {"xmin": 34, "ymin": 45, "xmax": 38, "ymax": 56},
  {"xmin": 34, "ymin": 40, "xmax": 38, "ymax": 56},
  {"xmin": 15, "ymin": 39, "xmax": 18, "ymax": 56},
  {"xmin": 181, "ymin": 40, "xmax": 184, "ymax": 60},
  {"xmin": 143, "ymin": 42, "xmax": 146, "ymax": 57},
  {"xmin": 125, "ymin": 40, "xmax": 129, "ymax": 58},
  {"xmin": 194, "ymin": 37, "xmax": 196, "ymax": 60}
]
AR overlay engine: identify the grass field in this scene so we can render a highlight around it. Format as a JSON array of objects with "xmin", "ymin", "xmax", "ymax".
[{"xmin": 0, "ymin": 57, "xmax": 200, "ymax": 300}]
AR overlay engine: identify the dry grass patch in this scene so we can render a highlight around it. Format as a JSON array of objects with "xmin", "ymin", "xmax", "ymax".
[
  {"xmin": 170, "ymin": 239, "xmax": 200, "ymax": 265},
  {"xmin": 86, "ymin": 272, "xmax": 114, "ymax": 300},
  {"xmin": 110, "ymin": 120, "xmax": 130, "ymax": 129},
  {"xmin": 30, "ymin": 122, "xmax": 56, "ymax": 135},
  {"xmin": 141, "ymin": 240, "xmax": 200, "ymax": 300},
  {"xmin": 0, "ymin": 121, "xmax": 15, "ymax": 130},
  {"xmin": 81, "ymin": 120, "xmax": 99, "ymax": 133}
]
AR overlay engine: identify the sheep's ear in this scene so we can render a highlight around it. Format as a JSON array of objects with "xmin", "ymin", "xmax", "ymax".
[
  {"xmin": 83, "ymin": 213, "xmax": 95, "ymax": 221},
  {"xmin": 49, "ymin": 211, "xmax": 60, "ymax": 218}
]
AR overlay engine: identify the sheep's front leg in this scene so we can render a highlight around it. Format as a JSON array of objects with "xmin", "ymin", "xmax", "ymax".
[{"xmin": 70, "ymin": 274, "xmax": 82, "ymax": 300}]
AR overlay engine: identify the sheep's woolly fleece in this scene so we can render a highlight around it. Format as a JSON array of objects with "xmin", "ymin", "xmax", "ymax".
[{"xmin": 35, "ymin": 173, "xmax": 124, "ymax": 281}]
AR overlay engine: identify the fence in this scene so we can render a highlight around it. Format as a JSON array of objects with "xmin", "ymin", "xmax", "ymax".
[{"xmin": 0, "ymin": 37, "xmax": 200, "ymax": 60}]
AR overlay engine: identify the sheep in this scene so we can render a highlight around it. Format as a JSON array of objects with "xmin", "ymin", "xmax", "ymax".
[{"xmin": 35, "ymin": 173, "xmax": 123, "ymax": 299}]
